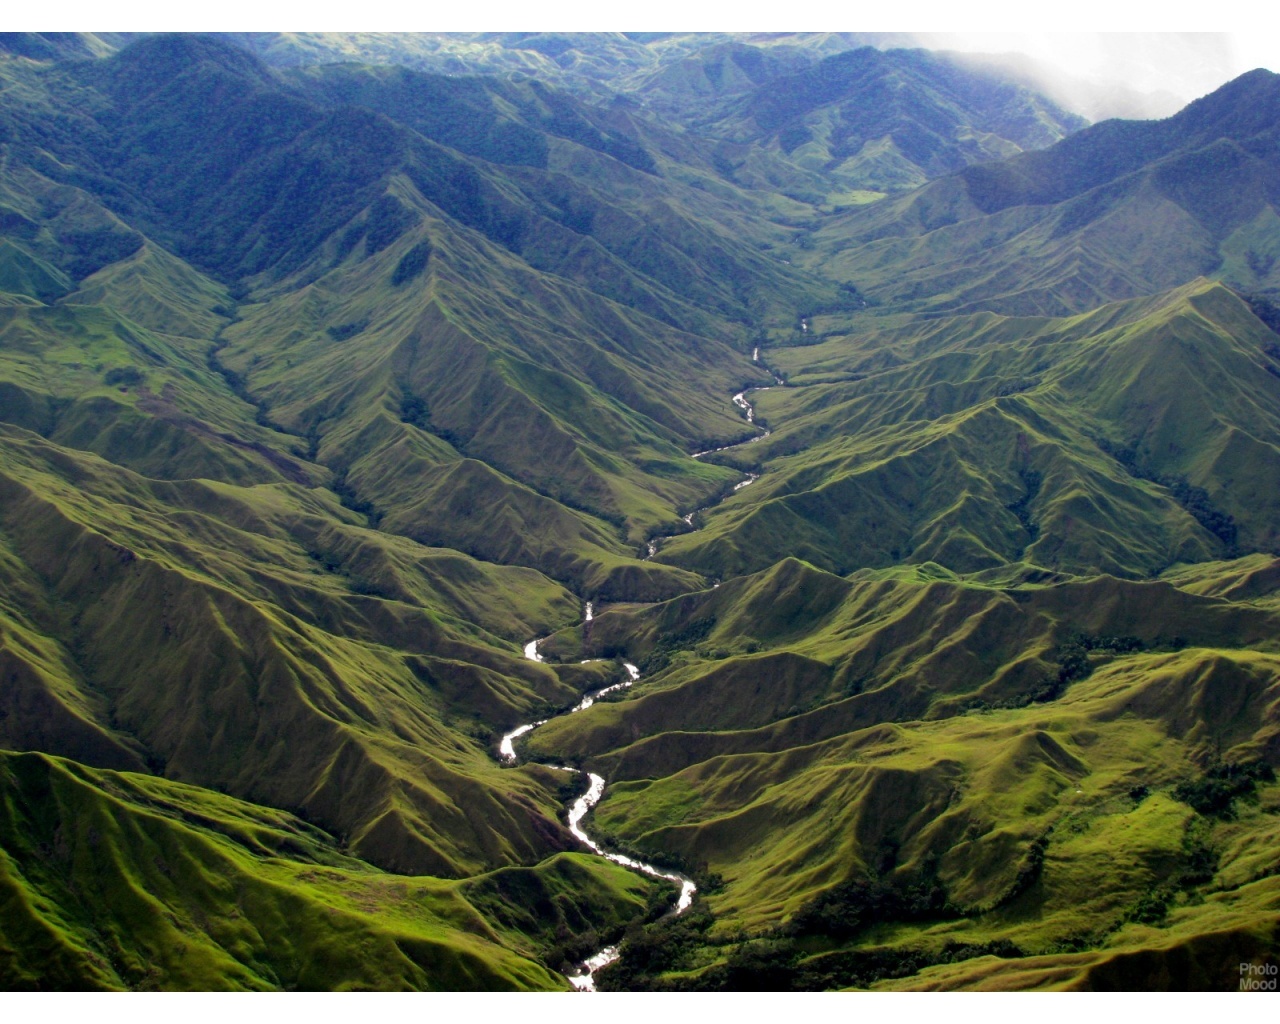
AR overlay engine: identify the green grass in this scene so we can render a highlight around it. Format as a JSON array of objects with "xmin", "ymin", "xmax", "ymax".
[
  {"xmin": 3, "ymin": 38, "xmax": 1280, "ymax": 992},
  {"xmin": 824, "ymin": 190, "xmax": 887, "ymax": 209},
  {"xmin": 538, "ymin": 644, "xmax": 1280, "ymax": 989},
  {"xmin": 803, "ymin": 72, "xmax": 1280, "ymax": 317},
  {"xmin": 0, "ymin": 423, "xmax": 602, "ymax": 877},
  {"xmin": 527, "ymin": 547, "xmax": 1280, "ymax": 986},
  {"xmin": 0, "ymin": 749, "xmax": 669, "ymax": 990},
  {"xmin": 651, "ymin": 282, "xmax": 1280, "ymax": 581}
]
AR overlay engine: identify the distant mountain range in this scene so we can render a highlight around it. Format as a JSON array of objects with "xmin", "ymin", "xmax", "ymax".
[
  {"xmin": 810, "ymin": 68, "xmax": 1280, "ymax": 315},
  {"xmin": 643, "ymin": 45, "xmax": 1085, "ymax": 193}
]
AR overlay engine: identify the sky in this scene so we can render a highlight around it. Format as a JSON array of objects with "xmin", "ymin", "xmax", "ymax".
[{"xmin": 917, "ymin": 32, "xmax": 1274, "ymax": 108}]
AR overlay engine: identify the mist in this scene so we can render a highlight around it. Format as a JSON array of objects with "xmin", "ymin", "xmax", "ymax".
[{"xmin": 908, "ymin": 32, "xmax": 1275, "ymax": 121}]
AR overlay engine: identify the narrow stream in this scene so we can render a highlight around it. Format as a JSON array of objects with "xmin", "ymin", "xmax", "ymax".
[
  {"xmin": 500, "ymin": 625, "xmax": 693, "ymax": 991},
  {"xmin": 497, "ymin": 368, "xmax": 781, "ymax": 989},
  {"xmin": 647, "ymin": 376, "xmax": 775, "ymax": 558},
  {"xmin": 691, "ymin": 371, "xmax": 783, "ymax": 459}
]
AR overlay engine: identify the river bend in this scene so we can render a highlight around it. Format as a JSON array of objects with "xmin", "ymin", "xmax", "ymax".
[
  {"xmin": 498, "ymin": 369, "xmax": 782, "ymax": 988},
  {"xmin": 501, "ymin": 631, "xmax": 694, "ymax": 991}
]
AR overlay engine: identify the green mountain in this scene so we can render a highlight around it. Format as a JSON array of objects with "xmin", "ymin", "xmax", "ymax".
[
  {"xmin": 1, "ymin": 35, "xmax": 1279, "ymax": 992},
  {"xmin": 651, "ymin": 281, "xmax": 1280, "ymax": 580},
  {"xmin": 647, "ymin": 46, "xmax": 1087, "ymax": 195},
  {"xmin": 0, "ymin": 33, "xmax": 833, "ymax": 597},
  {"xmin": 219, "ymin": 32, "xmax": 851, "ymax": 103},
  {"xmin": 0, "ymin": 749, "xmax": 659, "ymax": 989},
  {"xmin": 548, "ymin": 592, "xmax": 1280, "ymax": 990},
  {"xmin": 808, "ymin": 69, "xmax": 1280, "ymax": 315}
]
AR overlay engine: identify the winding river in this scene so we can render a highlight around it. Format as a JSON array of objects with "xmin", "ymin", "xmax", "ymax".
[
  {"xmin": 500, "ymin": 631, "xmax": 694, "ymax": 991},
  {"xmin": 498, "ymin": 368, "xmax": 782, "ymax": 990},
  {"xmin": 647, "ymin": 376, "xmax": 776, "ymax": 559},
  {"xmin": 690, "ymin": 371, "xmax": 782, "ymax": 458}
]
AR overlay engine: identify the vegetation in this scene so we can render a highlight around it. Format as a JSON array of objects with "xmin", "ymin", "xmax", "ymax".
[
  {"xmin": 1, "ymin": 33, "xmax": 1278, "ymax": 991},
  {"xmin": 1173, "ymin": 759, "xmax": 1276, "ymax": 818}
]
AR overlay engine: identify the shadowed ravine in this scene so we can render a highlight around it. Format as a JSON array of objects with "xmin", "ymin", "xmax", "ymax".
[
  {"xmin": 646, "ymin": 375, "xmax": 778, "ymax": 560},
  {"xmin": 689, "ymin": 372, "xmax": 783, "ymax": 459}
]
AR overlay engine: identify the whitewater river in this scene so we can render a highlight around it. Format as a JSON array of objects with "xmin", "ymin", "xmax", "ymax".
[
  {"xmin": 690, "ymin": 371, "xmax": 782, "ymax": 458},
  {"xmin": 498, "ymin": 371, "xmax": 781, "ymax": 989},
  {"xmin": 500, "ymin": 629, "xmax": 694, "ymax": 991}
]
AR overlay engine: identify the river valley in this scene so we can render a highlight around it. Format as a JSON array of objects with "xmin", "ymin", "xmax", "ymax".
[{"xmin": 496, "ymin": 375, "xmax": 780, "ymax": 989}]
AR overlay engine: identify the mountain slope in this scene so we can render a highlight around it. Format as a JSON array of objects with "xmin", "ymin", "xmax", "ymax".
[
  {"xmin": 528, "ymin": 559, "xmax": 1280, "ymax": 988},
  {"xmin": 0, "ymin": 35, "xmax": 831, "ymax": 598},
  {"xmin": 0, "ymin": 421, "xmax": 613, "ymax": 876},
  {"xmin": 0, "ymin": 749, "xmax": 661, "ymax": 990},
  {"xmin": 680, "ymin": 46, "xmax": 1086, "ymax": 194},
  {"xmin": 808, "ymin": 70, "xmax": 1280, "ymax": 315},
  {"xmin": 652, "ymin": 282, "xmax": 1280, "ymax": 581},
  {"xmin": 2, "ymin": 37, "xmax": 1280, "ymax": 993}
]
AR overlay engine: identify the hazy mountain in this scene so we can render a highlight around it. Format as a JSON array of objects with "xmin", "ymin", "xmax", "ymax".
[
  {"xmin": 642, "ymin": 46, "xmax": 1087, "ymax": 194},
  {"xmin": 807, "ymin": 69, "xmax": 1280, "ymax": 315},
  {"xmin": 225, "ymin": 34, "xmax": 1089, "ymax": 202}
]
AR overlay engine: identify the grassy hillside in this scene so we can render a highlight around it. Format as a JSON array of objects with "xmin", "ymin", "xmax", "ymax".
[
  {"xmin": 2, "ymin": 37, "xmax": 1279, "ymax": 992},
  {"xmin": 527, "ymin": 557, "xmax": 1280, "ymax": 989},
  {"xmin": 806, "ymin": 70, "xmax": 1280, "ymax": 315},
  {"xmin": 679, "ymin": 47, "xmax": 1085, "ymax": 195},
  {"xmin": 0, "ymin": 749, "xmax": 662, "ymax": 990},
  {"xmin": 651, "ymin": 282, "xmax": 1280, "ymax": 580},
  {"xmin": 0, "ymin": 34, "xmax": 850, "ymax": 594},
  {"xmin": 0, "ymin": 422, "xmax": 621, "ymax": 875}
]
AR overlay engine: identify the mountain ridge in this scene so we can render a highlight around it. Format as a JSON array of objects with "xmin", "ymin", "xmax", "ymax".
[
  {"xmin": 806, "ymin": 69, "xmax": 1280, "ymax": 316},
  {"xmin": 1, "ymin": 36, "xmax": 1278, "ymax": 991}
]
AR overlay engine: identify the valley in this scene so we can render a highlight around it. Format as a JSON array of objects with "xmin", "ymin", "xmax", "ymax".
[
  {"xmin": 503, "ymin": 631, "xmax": 693, "ymax": 991},
  {"xmin": 0, "ymin": 31, "xmax": 1278, "ymax": 992}
]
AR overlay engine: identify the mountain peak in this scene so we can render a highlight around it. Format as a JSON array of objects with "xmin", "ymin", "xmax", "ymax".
[
  {"xmin": 1173, "ymin": 66, "xmax": 1280, "ymax": 138},
  {"xmin": 105, "ymin": 33, "xmax": 277, "ymax": 96}
]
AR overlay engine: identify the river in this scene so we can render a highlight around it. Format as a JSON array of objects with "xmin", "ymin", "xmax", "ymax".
[
  {"xmin": 498, "ymin": 368, "xmax": 782, "ymax": 988},
  {"xmin": 691, "ymin": 371, "xmax": 782, "ymax": 459},
  {"xmin": 500, "ymin": 629, "xmax": 694, "ymax": 991}
]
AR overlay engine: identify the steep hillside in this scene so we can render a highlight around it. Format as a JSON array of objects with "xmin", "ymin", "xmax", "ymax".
[
  {"xmin": 0, "ymin": 34, "xmax": 844, "ymax": 596},
  {"xmin": 528, "ymin": 559, "xmax": 1280, "ymax": 989},
  {"xmin": 652, "ymin": 282, "xmax": 1280, "ymax": 580},
  {"xmin": 0, "ymin": 750, "xmax": 660, "ymax": 990},
  {"xmin": 671, "ymin": 46, "xmax": 1086, "ymax": 194},
  {"xmin": 808, "ymin": 70, "xmax": 1280, "ymax": 315},
  {"xmin": 0, "ymin": 422, "xmax": 614, "ymax": 876},
  {"xmin": 1, "ymin": 37, "xmax": 1279, "ymax": 993}
]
